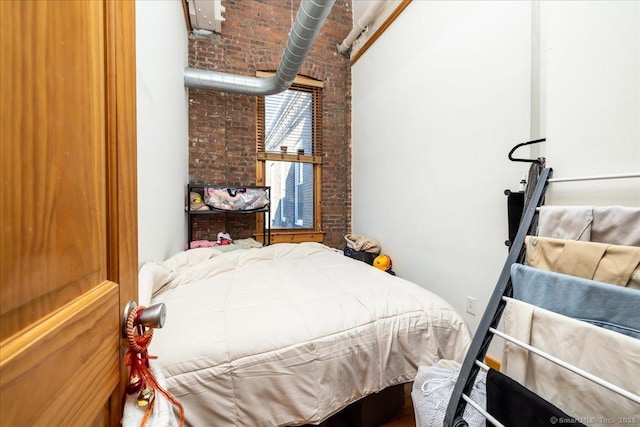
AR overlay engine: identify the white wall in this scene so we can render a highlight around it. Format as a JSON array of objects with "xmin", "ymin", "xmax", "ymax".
[
  {"xmin": 136, "ymin": 1, "xmax": 189, "ymax": 265},
  {"xmin": 541, "ymin": 1, "xmax": 640, "ymax": 207},
  {"xmin": 351, "ymin": 0, "xmax": 640, "ymax": 343},
  {"xmin": 352, "ymin": 1, "xmax": 533, "ymax": 334}
]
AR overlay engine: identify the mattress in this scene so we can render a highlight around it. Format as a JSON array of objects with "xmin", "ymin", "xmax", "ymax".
[{"xmin": 140, "ymin": 242, "xmax": 471, "ymax": 426}]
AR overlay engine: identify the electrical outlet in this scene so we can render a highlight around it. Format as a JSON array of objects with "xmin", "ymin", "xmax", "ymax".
[{"xmin": 466, "ymin": 296, "xmax": 477, "ymax": 315}]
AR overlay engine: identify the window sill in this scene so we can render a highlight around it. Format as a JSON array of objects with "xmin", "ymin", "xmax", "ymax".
[{"xmin": 254, "ymin": 230, "xmax": 325, "ymax": 244}]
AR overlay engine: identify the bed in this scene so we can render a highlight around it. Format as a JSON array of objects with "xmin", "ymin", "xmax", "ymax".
[{"xmin": 137, "ymin": 242, "xmax": 471, "ymax": 426}]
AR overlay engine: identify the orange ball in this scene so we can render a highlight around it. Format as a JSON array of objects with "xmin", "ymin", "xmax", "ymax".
[{"xmin": 373, "ymin": 254, "xmax": 392, "ymax": 271}]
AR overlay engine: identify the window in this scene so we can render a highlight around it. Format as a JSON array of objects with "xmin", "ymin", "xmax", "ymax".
[{"xmin": 256, "ymin": 73, "xmax": 324, "ymax": 243}]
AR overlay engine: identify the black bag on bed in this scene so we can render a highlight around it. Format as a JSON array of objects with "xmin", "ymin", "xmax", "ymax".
[{"xmin": 344, "ymin": 246, "xmax": 377, "ymax": 265}]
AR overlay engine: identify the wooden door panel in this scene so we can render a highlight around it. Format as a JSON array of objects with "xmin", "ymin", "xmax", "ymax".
[
  {"xmin": 0, "ymin": 283, "xmax": 119, "ymax": 426},
  {"xmin": 0, "ymin": 1, "xmax": 137, "ymax": 426},
  {"xmin": 0, "ymin": 0, "xmax": 107, "ymax": 342}
]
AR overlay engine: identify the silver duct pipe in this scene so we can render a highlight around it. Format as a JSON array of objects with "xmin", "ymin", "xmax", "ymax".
[{"xmin": 184, "ymin": 0, "xmax": 335, "ymax": 96}]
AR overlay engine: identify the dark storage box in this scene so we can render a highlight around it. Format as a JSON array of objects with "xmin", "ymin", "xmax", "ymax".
[{"xmin": 344, "ymin": 246, "xmax": 377, "ymax": 265}]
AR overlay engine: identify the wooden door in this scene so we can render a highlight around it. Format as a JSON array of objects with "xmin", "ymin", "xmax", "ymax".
[{"xmin": 0, "ymin": 1, "xmax": 137, "ymax": 426}]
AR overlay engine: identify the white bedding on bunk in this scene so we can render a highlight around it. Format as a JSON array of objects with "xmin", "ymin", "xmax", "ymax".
[{"xmin": 140, "ymin": 242, "xmax": 471, "ymax": 426}]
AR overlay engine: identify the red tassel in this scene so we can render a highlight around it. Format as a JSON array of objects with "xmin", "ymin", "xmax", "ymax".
[{"xmin": 125, "ymin": 305, "xmax": 185, "ymax": 426}]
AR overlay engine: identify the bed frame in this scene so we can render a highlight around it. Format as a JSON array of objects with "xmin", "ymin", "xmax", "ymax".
[{"xmin": 300, "ymin": 383, "xmax": 406, "ymax": 427}]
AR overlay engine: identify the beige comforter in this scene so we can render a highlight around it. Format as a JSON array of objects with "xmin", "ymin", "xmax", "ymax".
[{"xmin": 142, "ymin": 243, "xmax": 471, "ymax": 426}]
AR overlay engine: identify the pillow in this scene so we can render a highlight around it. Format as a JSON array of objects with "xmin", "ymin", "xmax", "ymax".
[{"xmin": 138, "ymin": 248, "xmax": 223, "ymax": 305}]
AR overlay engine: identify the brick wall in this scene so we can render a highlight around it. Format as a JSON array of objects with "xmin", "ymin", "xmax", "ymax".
[{"xmin": 188, "ymin": 0, "xmax": 352, "ymax": 249}]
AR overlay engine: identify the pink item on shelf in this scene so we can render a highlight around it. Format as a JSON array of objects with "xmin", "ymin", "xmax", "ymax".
[{"xmin": 188, "ymin": 240, "xmax": 218, "ymax": 249}]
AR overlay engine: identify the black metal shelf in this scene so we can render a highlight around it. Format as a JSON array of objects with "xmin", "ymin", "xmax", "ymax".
[{"xmin": 186, "ymin": 184, "xmax": 271, "ymax": 247}]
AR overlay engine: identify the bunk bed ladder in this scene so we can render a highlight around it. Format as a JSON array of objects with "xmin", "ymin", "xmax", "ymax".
[{"xmin": 443, "ymin": 166, "xmax": 553, "ymax": 427}]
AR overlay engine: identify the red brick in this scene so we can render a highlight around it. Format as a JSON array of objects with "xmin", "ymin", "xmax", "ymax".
[{"xmin": 189, "ymin": 1, "xmax": 352, "ymax": 248}]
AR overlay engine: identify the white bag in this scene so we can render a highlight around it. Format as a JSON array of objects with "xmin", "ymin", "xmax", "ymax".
[{"xmin": 411, "ymin": 360, "xmax": 486, "ymax": 427}]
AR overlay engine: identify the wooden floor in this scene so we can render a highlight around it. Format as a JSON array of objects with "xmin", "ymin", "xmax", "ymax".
[{"xmin": 380, "ymin": 383, "xmax": 416, "ymax": 427}]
